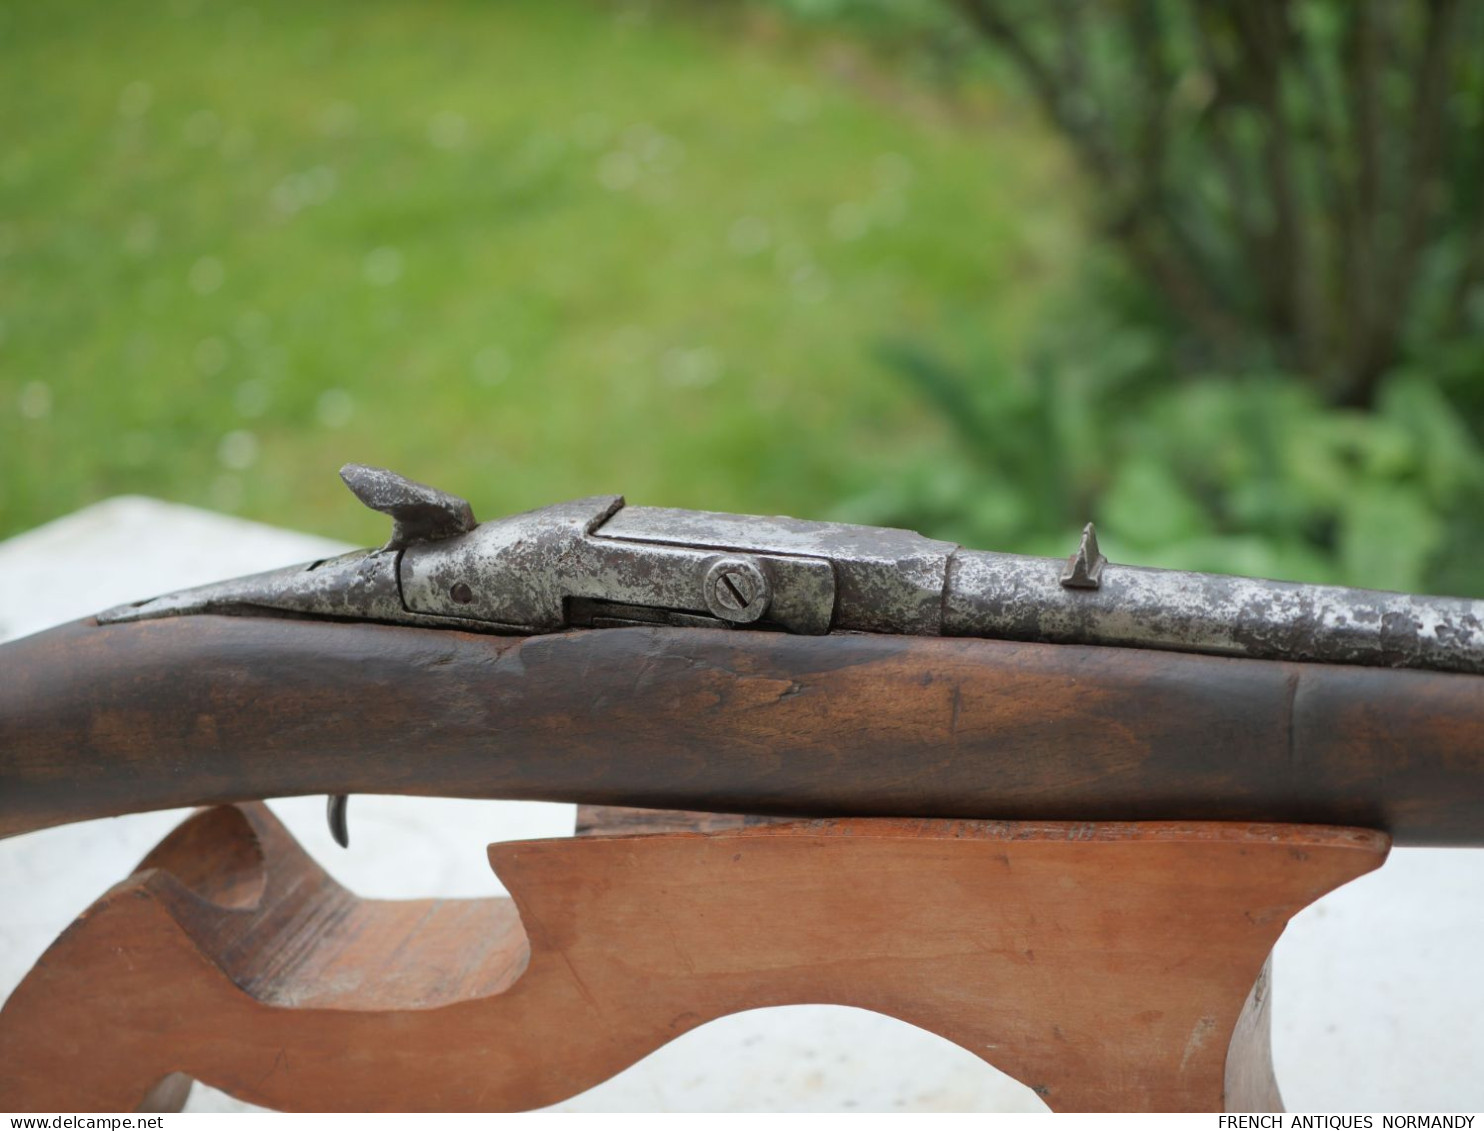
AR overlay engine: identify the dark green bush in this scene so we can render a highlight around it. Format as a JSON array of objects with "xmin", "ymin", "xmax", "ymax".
[
  {"xmin": 951, "ymin": 0, "xmax": 1484, "ymax": 413},
  {"xmin": 811, "ymin": 0, "xmax": 1484, "ymax": 595},
  {"xmin": 843, "ymin": 327, "xmax": 1484, "ymax": 594}
]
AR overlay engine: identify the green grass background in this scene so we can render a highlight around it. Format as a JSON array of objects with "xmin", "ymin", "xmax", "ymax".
[{"xmin": 0, "ymin": 0, "xmax": 1078, "ymax": 547}]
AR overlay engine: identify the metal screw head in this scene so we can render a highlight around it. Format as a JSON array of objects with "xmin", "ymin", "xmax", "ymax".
[
  {"xmin": 703, "ymin": 557, "xmax": 772, "ymax": 624},
  {"xmin": 449, "ymin": 582, "xmax": 474, "ymax": 605}
]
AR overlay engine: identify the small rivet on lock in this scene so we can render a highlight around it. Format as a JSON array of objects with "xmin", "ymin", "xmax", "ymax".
[
  {"xmin": 703, "ymin": 557, "xmax": 772, "ymax": 624},
  {"xmin": 449, "ymin": 582, "xmax": 474, "ymax": 604}
]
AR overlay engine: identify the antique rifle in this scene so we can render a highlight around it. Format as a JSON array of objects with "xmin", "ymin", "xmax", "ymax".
[{"xmin": 2, "ymin": 464, "xmax": 1482, "ymax": 845}]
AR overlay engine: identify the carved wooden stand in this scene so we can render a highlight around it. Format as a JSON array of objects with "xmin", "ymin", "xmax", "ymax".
[{"xmin": 0, "ymin": 803, "xmax": 1387, "ymax": 1113}]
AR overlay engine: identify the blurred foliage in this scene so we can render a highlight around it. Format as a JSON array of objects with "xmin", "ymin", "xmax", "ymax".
[
  {"xmin": 766, "ymin": 0, "xmax": 1484, "ymax": 595},
  {"xmin": 845, "ymin": 242, "xmax": 1484, "ymax": 596},
  {"xmin": 0, "ymin": 0, "xmax": 1078, "ymax": 547},
  {"xmin": 844, "ymin": 318, "xmax": 1484, "ymax": 594},
  {"xmin": 949, "ymin": 0, "xmax": 1484, "ymax": 412},
  {"xmin": 2, "ymin": 0, "xmax": 1480, "ymax": 600},
  {"xmin": 786, "ymin": 0, "xmax": 1484, "ymax": 411}
]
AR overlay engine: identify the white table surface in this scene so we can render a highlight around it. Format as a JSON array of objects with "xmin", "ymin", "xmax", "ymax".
[{"xmin": 1, "ymin": 499, "xmax": 1480, "ymax": 1113}]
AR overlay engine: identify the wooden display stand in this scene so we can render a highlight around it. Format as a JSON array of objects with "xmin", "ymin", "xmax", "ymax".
[{"xmin": 0, "ymin": 803, "xmax": 1387, "ymax": 1113}]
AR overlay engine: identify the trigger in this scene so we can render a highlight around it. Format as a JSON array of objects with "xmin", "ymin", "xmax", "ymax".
[{"xmin": 327, "ymin": 794, "xmax": 350, "ymax": 848}]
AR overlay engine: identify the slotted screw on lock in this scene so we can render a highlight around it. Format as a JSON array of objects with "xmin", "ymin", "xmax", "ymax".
[{"xmin": 703, "ymin": 557, "xmax": 772, "ymax": 624}]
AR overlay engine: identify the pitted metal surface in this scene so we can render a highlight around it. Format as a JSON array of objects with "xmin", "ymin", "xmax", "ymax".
[
  {"xmin": 597, "ymin": 505, "xmax": 955, "ymax": 634},
  {"xmin": 97, "ymin": 548, "xmax": 414, "ymax": 626},
  {"xmin": 401, "ymin": 495, "xmax": 623, "ymax": 632},
  {"xmin": 97, "ymin": 464, "xmax": 1484, "ymax": 675},
  {"xmin": 945, "ymin": 550, "xmax": 1484, "ymax": 673},
  {"xmin": 400, "ymin": 497, "xmax": 836, "ymax": 634}
]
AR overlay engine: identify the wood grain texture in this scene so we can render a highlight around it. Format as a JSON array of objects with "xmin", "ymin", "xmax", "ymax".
[
  {"xmin": 0, "ymin": 803, "xmax": 1387, "ymax": 1112},
  {"xmin": 574, "ymin": 804, "xmax": 776, "ymax": 836},
  {"xmin": 2, "ymin": 615, "xmax": 1481, "ymax": 842}
]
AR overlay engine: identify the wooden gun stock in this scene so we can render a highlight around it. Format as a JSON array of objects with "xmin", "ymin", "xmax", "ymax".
[{"xmin": 2, "ymin": 613, "xmax": 1482, "ymax": 844}]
